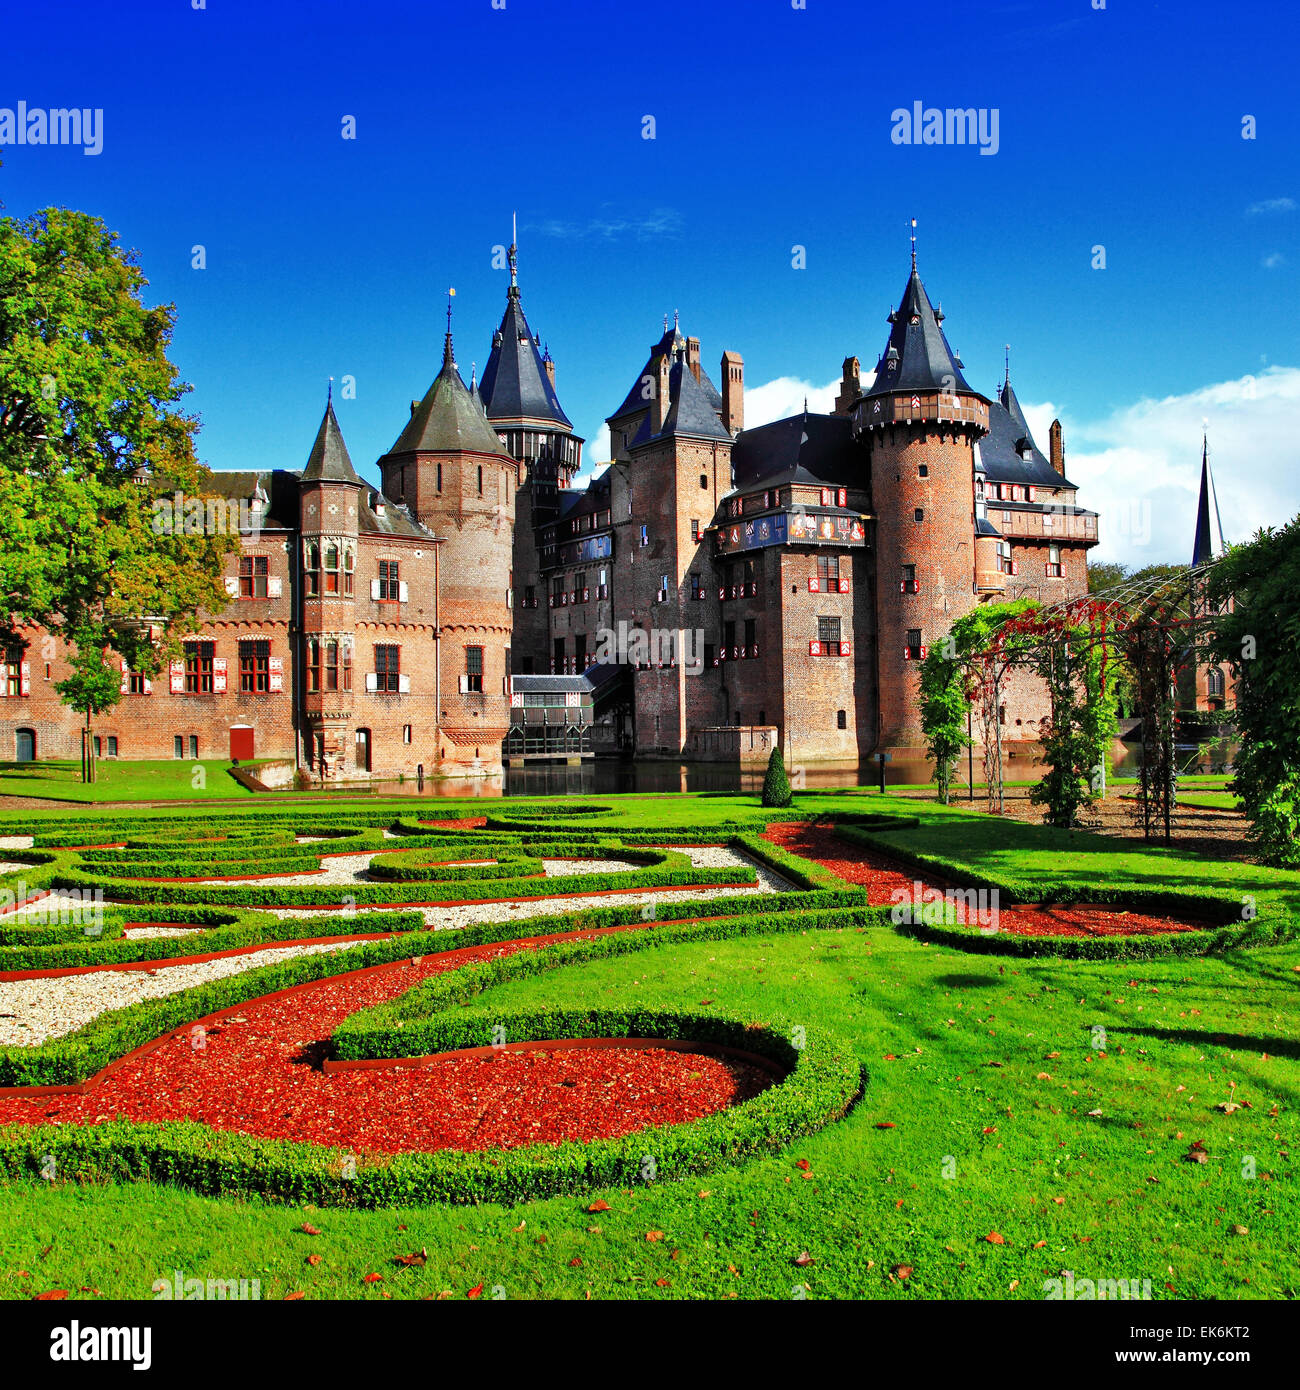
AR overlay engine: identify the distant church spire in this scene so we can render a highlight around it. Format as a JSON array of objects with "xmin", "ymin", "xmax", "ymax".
[{"xmin": 1192, "ymin": 429, "xmax": 1227, "ymax": 567}]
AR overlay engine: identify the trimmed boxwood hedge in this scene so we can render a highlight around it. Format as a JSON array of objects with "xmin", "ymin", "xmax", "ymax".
[
  {"xmin": 0, "ymin": 1006, "xmax": 860, "ymax": 1207},
  {"xmin": 0, "ymin": 895, "xmax": 885, "ymax": 1088}
]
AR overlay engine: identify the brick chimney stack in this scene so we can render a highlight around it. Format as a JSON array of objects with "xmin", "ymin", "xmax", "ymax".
[
  {"xmin": 721, "ymin": 350, "xmax": 744, "ymax": 435},
  {"xmin": 543, "ymin": 356, "xmax": 556, "ymax": 387},
  {"xmin": 1049, "ymin": 419, "xmax": 1065, "ymax": 476},
  {"xmin": 833, "ymin": 356, "xmax": 861, "ymax": 416},
  {"xmin": 686, "ymin": 336, "xmax": 701, "ymax": 383}
]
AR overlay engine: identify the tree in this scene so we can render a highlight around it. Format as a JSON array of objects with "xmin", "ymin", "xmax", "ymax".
[
  {"xmin": 1087, "ymin": 560, "xmax": 1129, "ymax": 593},
  {"xmin": 1207, "ymin": 520, "xmax": 1300, "ymax": 867},
  {"xmin": 0, "ymin": 208, "xmax": 235, "ymax": 777},
  {"xmin": 761, "ymin": 746, "xmax": 793, "ymax": 808}
]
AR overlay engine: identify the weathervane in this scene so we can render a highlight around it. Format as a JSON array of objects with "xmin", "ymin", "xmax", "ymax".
[
  {"xmin": 327, "ymin": 375, "xmax": 333, "ymax": 403},
  {"xmin": 446, "ymin": 286, "xmax": 456, "ymax": 334},
  {"xmin": 910, "ymin": 217, "xmax": 917, "ymax": 271},
  {"xmin": 508, "ymin": 211, "xmax": 518, "ymax": 288},
  {"xmin": 1004, "ymin": 343, "xmax": 1011, "ymax": 387}
]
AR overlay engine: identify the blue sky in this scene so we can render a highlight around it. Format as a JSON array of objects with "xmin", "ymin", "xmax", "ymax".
[{"xmin": 2, "ymin": 0, "xmax": 1297, "ymax": 565}]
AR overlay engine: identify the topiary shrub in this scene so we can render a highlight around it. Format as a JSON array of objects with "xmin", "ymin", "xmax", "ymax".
[{"xmin": 761, "ymin": 746, "xmax": 793, "ymax": 808}]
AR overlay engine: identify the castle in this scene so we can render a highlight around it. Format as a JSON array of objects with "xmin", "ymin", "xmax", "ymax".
[{"xmin": 1, "ymin": 239, "xmax": 1108, "ymax": 780}]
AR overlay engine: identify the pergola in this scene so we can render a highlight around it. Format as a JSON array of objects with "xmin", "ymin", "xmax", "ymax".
[{"xmin": 970, "ymin": 561, "xmax": 1225, "ymax": 840}]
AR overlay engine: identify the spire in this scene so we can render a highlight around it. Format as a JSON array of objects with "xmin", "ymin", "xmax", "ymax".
[
  {"xmin": 910, "ymin": 216, "xmax": 917, "ymax": 272},
  {"xmin": 1003, "ymin": 343, "xmax": 1011, "ymax": 391},
  {"xmin": 478, "ymin": 264, "xmax": 572, "ymax": 428},
  {"xmin": 866, "ymin": 251, "xmax": 977, "ymax": 399},
  {"xmin": 302, "ymin": 394, "xmax": 365, "ymax": 486},
  {"xmin": 1192, "ymin": 431, "xmax": 1227, "ymax": 566},
  {"xmin": 442, "ymin": 287, "xmax": 456, "ymax": 368},
  {"xmin": 508, "ymin": 212, "xmax": 519, "ymax": 298}
]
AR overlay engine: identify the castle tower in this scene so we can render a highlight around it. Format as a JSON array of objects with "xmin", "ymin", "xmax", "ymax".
[
  {"xmin": 851, "ymin": 251, "xmax": 990, "ymax": 753},
  {"xmin": 376, "ymin": 316, "xmax": 516, "ymax": 774},
  {"xmin": 478, "ymin": 233, "xmax": 584, "ymax": 674},
  {"xmin": 609, "ymin": 330, "xmax": 735, "ymax": 755},
  {"xmin": 1192, "ymin": 434, "xmax": 1227, "ymax": 567},
  {"xmin": 298, "ymin": 395, "xmax": 366, "ymax": 775}
]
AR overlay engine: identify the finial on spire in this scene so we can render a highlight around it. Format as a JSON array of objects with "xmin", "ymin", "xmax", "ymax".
[
  {"xmin": 663, "ymin": 313, "xmax": 668, "ymax": 333},
  {"xmin": 910, "ymin": 217, "xmax": 917, "ymax": 272},
  {"xmin": 508, "ymin": 212, "xmax": 518, "ymax": 289},
  {"xmin": 1004, "ymin": 344, "xmax": 1011, "ymax": 388},
  {"xmin": 327, "ymin": 375, "xmax": 333, "ymax": 404},
  {"xmin": 674, "ymin": 308, "xmax": 679, "ymax": 330},
  {"xmin": 470, "ymin": 360, "xmax": 477, "ymax": 390},
  {"xmin": 443, "ymin": 287, "xmax": 456, "ymax": 367}
]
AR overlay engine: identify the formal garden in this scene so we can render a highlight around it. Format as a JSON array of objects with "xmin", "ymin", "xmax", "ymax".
[{"xmin": 0, "ymin": 784, "xmax": 1295, "ymax": 1301}]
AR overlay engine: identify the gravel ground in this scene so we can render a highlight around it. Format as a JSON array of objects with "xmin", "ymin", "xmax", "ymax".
[
  {"xmin": 0, "ymin": 892, "xmax": 101, "ymax": 924},
  {"xmin": 266, "ymin": 845, "xmax": 792, "ymax": 930},
  {"xmin": 120, "ymin": 924, "xmax": 204, "ymax": 940},
  {"xmin": 190, "ymin": 851, "xmax": 643, "ymax": 886},
  {"xmin": 0, "ymin": 862, "xmax": 30, "ymax": 876},
  {"xmin": 0, "ymin": 939, "xmax": 365, "ymax": 1047},
  {"xmin": 0, "ymin": 837, "xmax": 34, "ymax": 850}
]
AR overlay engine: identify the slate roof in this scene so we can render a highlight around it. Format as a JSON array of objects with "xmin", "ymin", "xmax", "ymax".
[
  {"xmin": 301, "ymin": 400, "xmax": 367, "ymax": 486},
  {"xmin": 478, "ymin": 288, "xmax": 572, "ymax": 428},
  {"xmin": 659, "ymin": 357, "xmax": 732, "ymax": 441},
  {"xmin": 1192, "ymin": 438, "xmax": 1227, "ymax": 567},
  {"xmin": 609, "ymin": 326, "xmax": 726, "ymax": 424},
  {"xmin": 201, "ymin": 470, "xmax": 298, "ymax": 530},
  {"xmin": 980, "ymin": 379, "xmax": 1075, "ymax": 488},
  {"xmin": 731, "ymin": 412, "xmax": 866, "ymax": 491},
  {"xmin": 387, "ymin": 334, "xmax": 508, "ymax": 458},
  {"xmin": 865, "ymin": 266, "xmax": 975, "ymax": 399}
]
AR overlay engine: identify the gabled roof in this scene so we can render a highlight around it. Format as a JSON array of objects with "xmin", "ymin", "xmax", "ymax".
[
  {"xmin": 865, "ymin": 265, "xmax": 975, "ymax": 399},
  {"xmin": 980, "ymin": 379, "xmax": 1073, "ymax": 487},
  {"xmin": 732, "ymin": 412, "xmax": 865, "ymax": 490},
  {"xmin": 301, "ymin": 400, "xmax": 366, "ymax": 487},
  {"xmin": 478, "ymin": 288, "xmax": 572, "ymax": 428},
  {"xmin": 387, "ymin": 334, "xmax": 509, "ymax": 458},
  {"xmin": 1192, "ymin": 437, "xmax": 1227, "ymax": 566},
  {"xmin": 608, "ymin": 325, "xmax": 725, "ymax": 425},
  {"xmin": 201, "ymin": 469, "xmax": 298, "ymax": 529}
]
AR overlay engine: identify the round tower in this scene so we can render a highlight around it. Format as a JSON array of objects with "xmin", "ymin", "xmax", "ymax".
[
  {"xmin": 375, "ymin": 315, "xmax": 517, "ymax": 776},
  {"xmin": 852, "ymin": 252, "xmax": 990, "ymax": 755}
]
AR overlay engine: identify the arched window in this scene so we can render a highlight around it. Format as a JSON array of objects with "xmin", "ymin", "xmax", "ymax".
[{"xmin": 1206, "ymin": 667, "xmax": 1225, "ymax": 699}]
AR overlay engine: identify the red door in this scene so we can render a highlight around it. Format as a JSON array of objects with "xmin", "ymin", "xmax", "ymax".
[{"xmin": 229, "ymin": 726, "xmax": 254, "ymax": 761}]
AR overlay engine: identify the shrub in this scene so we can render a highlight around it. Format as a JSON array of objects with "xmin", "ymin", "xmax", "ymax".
[{"xmin": 761, "ymin": 747, "xmax": 793, "ymax": 808}]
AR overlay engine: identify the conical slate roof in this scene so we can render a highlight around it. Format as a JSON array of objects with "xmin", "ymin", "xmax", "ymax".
[
  {"xmin": 865, "ymin": 266, "xmax": 974, "ymax": 398},
  {"xmin": 388, "ymin": 335, "xmax": 508, "ymax": 457},
  {"xmin": 478, "ymin": 288, "xmax": 571, "ymax": 428},
  {"xmin": 302, "ymin": 399, "xmax": 366, "ymax": 486},
  {"xmin": 1192, "ymin": 437, "xmax": 1227, "ymax": 567}
]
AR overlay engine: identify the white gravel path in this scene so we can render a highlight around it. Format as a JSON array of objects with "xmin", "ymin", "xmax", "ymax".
[
  {"xmin": 0, "ymin": 837, "xmax": 34, "ymax": 850},
  {"xmin": 0, "ymin": 938, "xmax": 363, "ymax": 1047},
  {"xmin": 0, "ymin": 861, "xmax": 30, "ymax": 876},
  {"xmin": 0, "ymin": 891, "xmax": 103, "ymax": 924},
  {"xmin": 188, "ymin": 851, "xmax": 642, "ymax": 887},
  {"xmin": 265, "ymin": 845, "xmax": 792, "ymax": 930},
  {"xmin": 120, "ymin": 924, "xmax": 204, "ymax": 940}
]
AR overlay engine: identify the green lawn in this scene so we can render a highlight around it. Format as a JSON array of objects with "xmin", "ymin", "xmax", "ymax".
[
  {"xmin": 0, "ymin": 791, "xmax": 1295, "ymax": 1301},
  {"xmin": 0, "ymin": 759, "xmax": 256, "ymax": 802}
]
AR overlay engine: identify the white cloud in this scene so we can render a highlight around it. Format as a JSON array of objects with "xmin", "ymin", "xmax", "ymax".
[
  {"xmin": 1262, "ymin": 251, "xmax": 1286, "ymax": 269},
  {"xmin": 743, "ymin": 373, "xmax": 843, "ymax": 428},
  {"xmin": 1021, "ymin": 367, "xmax": 1300, "ymax": 568},
  {"xmin": 1246, "ymin": 197, "xmax": 1296, "ymax": 215}
]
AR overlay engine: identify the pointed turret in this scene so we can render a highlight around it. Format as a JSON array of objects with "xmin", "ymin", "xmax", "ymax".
[
  {"xmin": 388, "ymin": 329, "xmax": 507, "ymax": 457},
  {"xmin": 301, "ymin": 397, "xmax": 365, "ymax": 487},
  {"xmin": 864, "ymin": 265, "xmax": 974, "ymax": 399},
  {"xmin": 478, "ymin": 258, "xmax": 572, "ymax": 429},
  {"xmin": 1192, "ymin": 435, "xmax": 1227, "ymax": 566}
]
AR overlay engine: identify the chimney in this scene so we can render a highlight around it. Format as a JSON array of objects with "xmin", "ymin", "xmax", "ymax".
[
  {"xmin": 833, "ymin": 356, "xmax": 861, "ymax": 416},
  {"xmin": 543, "ymin": 357, "xmax": 556, "ymax": 387},
  {"xmin": 410, "ymin": 399, "xmax": 419, "ymax": 417},
  {"xmin": 721, "ymin": 350, "xmax": 744, "ymax": 435},
  {"xmin": 1049, "ymin": 419, "xmax": 1065, "ymax": 476},
  {"xmin": 686, "ymin": 336, "xmax": 701, "ymax": 383},
  {"xmin": 651, "ymin": 351, "xmax": 671, "ymax": 434}
]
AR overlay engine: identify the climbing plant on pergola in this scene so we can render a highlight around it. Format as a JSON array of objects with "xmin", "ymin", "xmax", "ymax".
[{"xmin": 969, "ymin": 561, "xmax": 1224, "ymax": 840}]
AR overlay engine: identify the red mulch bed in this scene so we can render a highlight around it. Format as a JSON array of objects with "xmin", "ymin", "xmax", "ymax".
[
  {"xmin": 0, "ymin": 932, "xmax": 768, "ymax": 1152},
  {"xmin": 762, "ymin": 821, "xmax": 1201, "ymax": 938},
  {"xmin": 418, "ymin": 817, "xmax": 489, "ymax": 830}
]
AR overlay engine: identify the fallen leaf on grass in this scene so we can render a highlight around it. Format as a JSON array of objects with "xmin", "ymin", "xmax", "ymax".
[
  {"xmin": 299, "ymin": 1223, "xmax": 321, "ymax": 1236},
  {"xmin": 795, "ymin": 1159, "xmax": 811, "ymax": 1171},
  {"xmin": 362, "ymin": 1273, "xmax": 383, "ymax": 1283},
  {"xmin": 284, "ymin": 1291, "xmax": 305, "ymax": 1301},
  {"xmin": 467, "ymin": 1283, "xmax": 483, "ymax": 1299},
  {"xmin": 1215, "ymin": 1102, "xmax": 1241, "ymax": 1114},
  {"xmin": 646, "ymin": 1231, "xmax": 664, "ymax": 1242},
  {"xmin": 986, "ymin": 1232, "xmax": 1006, "ymax": 1245},
  {"xmin": 306, "ymin": 1255, "xmax": 322, "ymax": 1267},
  {"xmin": 394, "ymin": 1249, "xmax": 428, "ymax": 1267},
  {"xmin": 588, "ymin": 1200, "xmax": 610, "ymax": 1213},
  {"xmin": 33, "ymin": 1290, "xmax": 67, "ymax": 1300},
  {"xmin": 876, "ymin": 1122, "xmax": 897, "ymax": 1129},
  {"xmin": 569, "ymin": 1257, "xmax": 583, "ymax": 1267},
  {"xmin": 890, "ymin": 1264, "xmax": 913, "ymax": 1280},
  {"xmin": 793, "ymin": 1251, "xmax": 815, "ymax": 1267}
]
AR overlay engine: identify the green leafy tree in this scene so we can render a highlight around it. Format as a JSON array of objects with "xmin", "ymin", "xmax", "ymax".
[
  {"xmin": 761, "ymin": 745, "xmax": 793, "ymax": 808},
  {"xmin": 1207, "ymin": 520, "xmax": 1300, "ymax": 867},
  {"xmin": 0, "ymin": 208, "xmax": 234, "ymax": 777}
]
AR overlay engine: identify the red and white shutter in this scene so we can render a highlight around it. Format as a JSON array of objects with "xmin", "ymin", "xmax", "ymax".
[
  {"xmin": 213, "ymin": 657, "xmax": 227, "ymax": 693},
  {"xmin": 169, "ymin": 660, "xmax": 185, "ymax": 693},
  {"xmin": 841, "ymin": 640, "xmax": 852, "ymax": 658},
  {"xmin": 120, "ymin": 661, "xmax": 130, "ymax": 695},
  {"xmin": 838, "ymin": 577, "xmax": 850, "ymax": 593},
  {"xmin": 809, "ymin": 640, "xmax": 821, "ymax": 656},
  {"xmin": 268, "ymin": 656, "xmax": 284, "ymax": 692},
  {"xmin": 808, "ymin": 576, "xmax": 820, "ymax": 593},
  {"xmin": 20, "ymin": 661, "xmax": 31, "ymax": 696}
]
